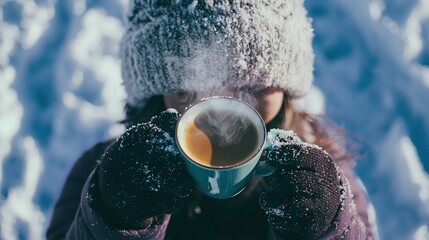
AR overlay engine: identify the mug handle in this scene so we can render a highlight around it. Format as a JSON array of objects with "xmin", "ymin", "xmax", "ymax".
[{"xmin": 254, "ymin": 140, "xmax": 276, "ymax": 177}]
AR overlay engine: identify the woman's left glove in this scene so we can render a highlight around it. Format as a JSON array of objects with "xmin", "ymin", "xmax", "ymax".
[{"xmin": 259, "ymin": 129, "xmax": 342, "ymax": 239}]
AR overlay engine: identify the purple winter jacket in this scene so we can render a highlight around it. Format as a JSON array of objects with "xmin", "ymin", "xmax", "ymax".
[{"xmin": 46, "ymin": 140, "xmax": 377, "ymax": 239}]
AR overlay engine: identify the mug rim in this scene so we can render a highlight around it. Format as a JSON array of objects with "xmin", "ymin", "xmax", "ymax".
[{"xmin": 175, "ymin": 96, "xmax": 267, "ymax": 169}]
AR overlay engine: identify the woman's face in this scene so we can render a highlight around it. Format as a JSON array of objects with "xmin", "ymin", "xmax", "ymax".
[{"xmin": 163, "ymin": 86, "xmax": 284, "ymax": 124}]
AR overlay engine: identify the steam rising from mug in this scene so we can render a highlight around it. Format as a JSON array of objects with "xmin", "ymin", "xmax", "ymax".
[
  {"xmin": 176, "ymin": 87, "xmax": 258, "ymax": 109},
  {"xmin": 198, "ymin": 107, "xmax": 250, "ymax": 147},
  {"xmin": 189, "ymin": 88, "xmax": 257, "ymax": 147}
]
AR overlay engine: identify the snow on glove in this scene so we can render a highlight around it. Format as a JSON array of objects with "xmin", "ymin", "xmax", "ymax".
[
  {"xmin": 260, "ymin": 129, "xmax": 342, "ymax": 239},
  {"xmin": 96, "ymin": 109, "xmax": 193, "ymax": 229}
]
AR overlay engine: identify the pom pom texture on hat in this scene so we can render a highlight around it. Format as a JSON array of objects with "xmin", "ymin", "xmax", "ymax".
[{"xmin": 121, "ymin": 0, "xmax": 314, "ymax": 107}]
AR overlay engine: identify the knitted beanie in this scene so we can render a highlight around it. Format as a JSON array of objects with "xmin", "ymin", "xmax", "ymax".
[{"xmin": 121, "ymin": 0, "xmax": 314, "ymax": 107}]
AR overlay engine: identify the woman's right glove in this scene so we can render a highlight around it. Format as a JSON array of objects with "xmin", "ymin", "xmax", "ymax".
[
  {"xmin": 95, "ymin": 109, "xmax": 193, "ymax": 229},
  {"xmin": 259, "ymin": 129, "xmax": 343, "ymax": 239}
]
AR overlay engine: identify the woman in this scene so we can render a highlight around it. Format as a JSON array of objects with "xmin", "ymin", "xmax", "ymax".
[{"xmin": 47, "ymin": 0, "xmax": 377, "ymax": 239}]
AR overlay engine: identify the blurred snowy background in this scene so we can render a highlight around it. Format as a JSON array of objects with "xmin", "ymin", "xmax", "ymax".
[{"xmin": 0, "ymin": 0, "xmax": 428, "ymax": 239}]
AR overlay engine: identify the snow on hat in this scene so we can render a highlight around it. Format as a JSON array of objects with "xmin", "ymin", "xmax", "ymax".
[{"xmin": 121, "ymin": 0, "xmax": 314, "ymax": 107}]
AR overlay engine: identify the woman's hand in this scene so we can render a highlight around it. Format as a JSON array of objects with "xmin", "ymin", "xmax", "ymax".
[
  {"xmin": 96, "ymin": 109, "xmax": 193, "ymax": 229},
  {"xmin": 260, "ymin": 129, "xmax": 343, "ymax": 239}
]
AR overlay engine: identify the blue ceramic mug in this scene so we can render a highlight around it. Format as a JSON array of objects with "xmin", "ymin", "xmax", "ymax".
[{"xmin": 176, "ymin": 97, "xmax": 275, "ymax": 199}]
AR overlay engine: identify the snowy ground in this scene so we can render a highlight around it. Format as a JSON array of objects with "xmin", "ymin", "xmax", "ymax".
[{"xmin": 1, "ymin": 0, "xmax": 428, "ymax": 239}]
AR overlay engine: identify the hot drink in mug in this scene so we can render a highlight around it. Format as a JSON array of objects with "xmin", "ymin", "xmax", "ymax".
[{"xmin": 176, "ymin": 97, "xmax": 274, "ymax": 199}]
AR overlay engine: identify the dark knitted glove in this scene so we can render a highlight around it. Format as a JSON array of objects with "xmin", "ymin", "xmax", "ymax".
[
  {"xmin": 96, "ymin": 109, "xmax": 193, "ymax": 229},
  {"xmin": 260, "ymin": 129, "xmax": 342, "ymax": 239}
]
